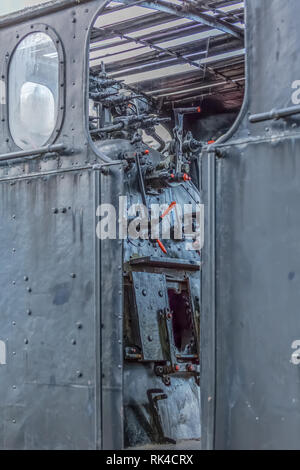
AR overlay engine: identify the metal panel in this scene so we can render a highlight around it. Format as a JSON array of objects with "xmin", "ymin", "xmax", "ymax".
[
  {"xmin": 212, "ymin": 137, "xmax": 300, "ymax": 449},
  {"xmin": 0, "ymin": 0, "xmax": 125, "ymax": 450},
  {"xmin": 202, "ymin": 0, "xmax": 300, "ymax": 450},
  {"xmin": 132, "ymin": 271, "xmax": 169, "ymax": 361},
  {"xmin": 99, "ymin": 163, "xmax": 124, "ymax": 450},
  {"xmin": 0, "ymin": 170, "xmax": 97, "ymax": 449}
]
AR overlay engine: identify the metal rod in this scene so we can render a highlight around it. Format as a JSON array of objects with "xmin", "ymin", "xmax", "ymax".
[
  {"xmin": 116, "ymin": 0, "xmax": 244, "ymax": 40},
  {"xmin": 249, "ymin": 105, "xmax": 300, "ymax": 123},
  {"xmin": 135, "ymin": 152, "xmax": 147, "ymax": 207},
  {"xmin": 0, "ymin": 0, "xmax": 91, "ymax": 28},
  {"xmin": 90, "ymin": 123, "xmax": 124, "ymax": 134},
  {"xmin": 0, "ymin": 143, "xmax": 67, "ymax": 162}
]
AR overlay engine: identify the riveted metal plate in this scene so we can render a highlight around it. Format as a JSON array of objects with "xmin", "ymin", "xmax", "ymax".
[{"xmin": 132, "ymin": 272, "xmax": 170, "ymax": 362}]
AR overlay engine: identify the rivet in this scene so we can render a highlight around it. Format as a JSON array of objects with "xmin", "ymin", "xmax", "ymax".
[
  {"xmin": 27, "ymin": 309, "xmax": 32, "ymax": 316},
  {"xmin": 76, "ymin": 322, "xmax": 82, "ymax": 329},
  {"xmin": 27, "ymin": 287, "xmax": 32, "ymax": 293},
  {"xmin": 24, "ymin": 276, "xmax": 28, "ymax": 281},
  {"xmin": 12, "ymin": 321, "xmax": 16, "ymax": 326},
  {"xmin": 148, "ymin": 335, "xmax": 153, "ymax": 342},
  {"xmin": 53, "ymin": 208, "xmax": 58, "ymax": 214},
  {"xmin": 158, "ymin": 290, "xmax": 163, "ymax": 297},
  {"xmin": 71, "ymin": 339, "xmax": 76, "ymax": 345},
  {"xmin": 76, "ymin": 370, "xmax": 82, "ymax": 378},
  {"xmin": 12, "ymin": 385, "xmax": 16, "ymax": 389},
  {"xmin": 70, "ymin": 273, "xmax": 76, "ymax": 278},
  {"xmin": 24, "ymin": 339, "xmax": 28, "ymax": 344},
  {"xmin": 142, "ymin": 289, "xmax": 147, "ymax": 296}
]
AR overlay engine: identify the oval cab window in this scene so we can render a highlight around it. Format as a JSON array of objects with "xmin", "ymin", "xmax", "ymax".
[{"xmin": 9, "ymin": 32, "xmax": 59, "ymax": 149}]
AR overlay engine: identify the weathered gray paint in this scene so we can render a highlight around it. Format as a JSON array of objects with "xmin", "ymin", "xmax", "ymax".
[
  {"xmin": 0, "ymin": 0, "xmax": 124, "ymax": 450},
  {"xmin": 0, "ymin": 0, "xmax": 201, "ymax": 450},
  {"xmin": 202, "ymin": 0, "xmax": 300, "ymax": 450}
]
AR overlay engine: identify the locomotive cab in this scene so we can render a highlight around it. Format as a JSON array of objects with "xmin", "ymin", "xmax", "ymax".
[{"xmin": 0, "ymin": 0, "xmax": 244, "ymax": 450}]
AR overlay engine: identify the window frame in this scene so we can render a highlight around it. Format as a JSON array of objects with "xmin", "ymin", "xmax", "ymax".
[{"xmin": 5, "ymin": 23, "xmax": 65, "ymax": 151}]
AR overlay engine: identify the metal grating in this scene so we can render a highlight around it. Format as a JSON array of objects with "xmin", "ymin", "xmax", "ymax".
[{"xmin": 90, "ymin": 0, "xmax": 245, "ymax": 112}]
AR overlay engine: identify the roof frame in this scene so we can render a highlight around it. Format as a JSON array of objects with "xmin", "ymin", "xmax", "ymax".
[{"xmin": 115, "ymin": 0, "xmax": 244, "ymax": 40}]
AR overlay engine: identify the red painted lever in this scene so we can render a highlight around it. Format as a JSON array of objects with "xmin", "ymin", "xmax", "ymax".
[
  {"xmin": 157, "ymin": 239, "xmax": 167, "ymax": 254},
  {"xmin": 156, "ymin": 202, "xmax": 177, "ymax": 254},
  {"xmin": 161, "ymin": 201, "xmax": 176, "ymax": 219}
]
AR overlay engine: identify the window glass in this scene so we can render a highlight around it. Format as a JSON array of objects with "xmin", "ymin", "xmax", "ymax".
[{"xmin": 9, "ymin": 32, "xmax": 59, "ymax": 149}]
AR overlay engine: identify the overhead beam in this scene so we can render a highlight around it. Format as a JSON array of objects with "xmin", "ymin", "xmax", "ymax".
[
  {"xmin": 116, "ymin": 0, "xmax": 244, "ymax": 40},
  {"xmin": 91, "ymin": 25, "xmax": 243, "ymax": 91}
]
